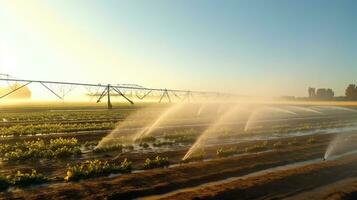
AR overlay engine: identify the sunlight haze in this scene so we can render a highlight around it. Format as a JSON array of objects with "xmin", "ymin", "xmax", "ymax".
[{"xmin": 0, "ymin": 0, "xmax": 356, "ymax": 98}]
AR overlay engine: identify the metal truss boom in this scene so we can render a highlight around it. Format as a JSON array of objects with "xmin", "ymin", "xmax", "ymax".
[
  {"xmin": 0, "ymin": 81, "xmax": 32, "ymax": 99},
  {"xmin": 0, "ymin": 78, "xmax": 234, "ymax": 109}
]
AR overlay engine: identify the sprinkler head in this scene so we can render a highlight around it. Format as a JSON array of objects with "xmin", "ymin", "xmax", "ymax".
[{"xmin": 180, "ymin": 158, "xmax": 188, "ymax": 163}]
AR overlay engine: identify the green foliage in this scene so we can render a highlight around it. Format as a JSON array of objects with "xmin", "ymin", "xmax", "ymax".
[
  {"xmin": 140, "ymin": 136, "xmax": 156, "ymax": 143},
  {"xmin": 143, "ymin": 156, "xmax": 170, "ymax": 169},
  {"xmin": 139, "ymin": 142, "xmax": 150, "ymax": 149},
  {"xmin": 93, "ymin": 143, "xmax": 134, "ymax": 153},
  {"xmin": 346, "ymin": 84, "xmax": 357, "ymax": 100},
  {"xmin": 262, "ymin": 140, "xmax": 269, "ymax": 146},
  {"xmin": 0, "ymin": 138, "xmax": 81, "ymax": 161},
  {"xmin": 0, "ymin": 176, "xmax": 10, "ymax": 191},
  {"xmin": 84, "ymin": 141, "xmax": 98, "ymax": 148},
  {"xmin": 153, "ymin": 141, "xmax": 175, "ymax": 147},
  {"xmin": 273, "ymin": 141, "xmax": 284, "ymax": 148},
  {"xmin": 93, "ymin": 144, "xmax": 123, "ymax": 153},
  {"xmin": 244, "ymin": 141, "xmax": 269, "ymax": 153},
  {"xmin": 217, "ymin": 147, "xmax": 238, "ymax": 157},
  {"xmin": 7, "ymin": 169, "xmax": 49, "ymax": 187},
  {"xmin": 245, "ymin": 145, "xmax": 268, "ymax": 153},
  {"xmin": 124, "ymin": 145, "xmax": 134, "ymax": 151},
  {"xmin": 164, "ymin": 129, "xmax": 198, "ymax": 144},
  {"xmin": 307, "ymin": 137, "xmax": 317, "ymax": 144},
  {"xmin": 64, "ymin": 158, "xmax": 132, "ymax": 182},
  {"xmin": 0, "ymin": 122, "xmax": 115, "ymax": 136},
  {"xmin": 287, "ymin": 138, "xmax": 299, "ymax": 146},
  {"xmin": 0, "ymin": 170, "xmax": 49, "ymax": 191},
  {"xmin": 1, "ymin": 109, "xmax": 129, "ymax": 122}
]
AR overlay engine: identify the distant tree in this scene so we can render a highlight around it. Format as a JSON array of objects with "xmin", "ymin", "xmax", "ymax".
[
  {"xmin": 326, "ymin": 89, "xmax": 334, "ymax": 98},
  {"xmin": 345, "ymin": 84, "xmax": 357, "ymax": 100},
  {"xmin": 308, "ymin": 87, "xmax": 316, "ymax": 98}
]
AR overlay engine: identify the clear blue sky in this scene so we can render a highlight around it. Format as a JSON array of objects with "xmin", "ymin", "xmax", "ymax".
[{"xmin": 0, "ymin": 0, "xmax": 356, "ymax": 97}]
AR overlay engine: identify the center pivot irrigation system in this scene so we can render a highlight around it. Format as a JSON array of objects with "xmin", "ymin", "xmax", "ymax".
[{"xmin": 0, "ymin": 74, "xmax": 231, "ymax": 109}]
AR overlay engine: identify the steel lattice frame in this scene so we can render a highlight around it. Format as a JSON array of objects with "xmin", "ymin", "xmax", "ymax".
[{"xmin": 0, "ymin": 78, "xmax": 228, "ymax": 109}]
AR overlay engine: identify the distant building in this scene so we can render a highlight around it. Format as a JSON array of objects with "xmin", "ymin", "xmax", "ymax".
[
  {"xmin": 308, "ymin": 87, "xmax": 334, "ymax": 99},
  {"xmin": 316, "ymin": 88, "xmax": 334, "ymax": 99}
]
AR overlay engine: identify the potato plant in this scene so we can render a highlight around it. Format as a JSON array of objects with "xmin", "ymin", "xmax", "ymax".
[
  {"xmin": 1, "ymin": 110, "xmax": 130, "ymax": 122},
  {"xmin": 217, "ymin": 147, "xmax": 238, "ymax": 157},
  {"xmin": 273, "ymin": 141, "xmax": 284, "ymax": 148},
  {"xmin": 93, "ymin": 144, "xmax": 123, "ymax": 153},
  {"xmin": 7, "ymin": 169, "xmax": 49, "ymax": 187},
  {"xmin": 139, "ymin": 142, "xmax": 150, "ymax": 149},
  {"xmin": 163, "ymin": 129, "xmax": 198, "ymax": 144},
  {"xmin": 139, "ymin": 136, "xmax": 156, "ymax": 143},
  {"xmin": 244, "ymin": 144, "xmax": 269, "ymax": 153},
  {"xmin": 0, "ymin": 176, "xmax": 9, "ymax": 191},
  {"xmin": 0, "ymin": 122, "xmax": 115, "ymax": 136},
  {"xmin": 153, "ymin": 141, "xmax": 175, "ymax": 147},
  {"xmin": 0, "ymin": 138, "xmax": 81, "ymax": 161},
  {"xmin": 143, "ymin": 156, "xmax": 170, "ymax": 169},
  {"xmin": 64, "ymin": 158, "xmax": 132, "ymax": 182},
  {"xmin": 0, "ymin": 169, "xmax": 49, "ymax": 191},
  {"xmin": 306, "ymin": 137, "xmax": 317, "ymax": 144}
]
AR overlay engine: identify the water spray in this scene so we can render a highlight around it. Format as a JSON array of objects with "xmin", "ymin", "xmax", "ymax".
[
  {"xmin": 133, "ymin": 103, "xmax": 185, "ymax": 142},
  {"xmin": 286, "ymin": 106, "xmax": 323, "ymax": 114},
  {"xmin": 244, "ymin": 106, "xmax": 297, "ymax": 132},
  {"xmin": 183, "ymin": 104, "xmax": 244, "ymax": 161},
  {"xmin": 313, "ymin": 106, "xmax": 357, "ymax": 113}
]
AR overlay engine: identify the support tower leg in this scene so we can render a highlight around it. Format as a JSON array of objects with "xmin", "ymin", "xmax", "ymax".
[{"xmin": 107, "ymin": 84, "xmax": 112, "ymax": 109}]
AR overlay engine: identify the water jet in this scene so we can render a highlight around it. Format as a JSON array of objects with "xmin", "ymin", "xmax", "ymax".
[
  {"xmin": 324, "ymin": 132, "xmax": 357, "ymax": 160},
  {"xmin": 133, "ymin": 103, "xmax": 186, "ymax": 142},
  {"xmin": 183, "ymin": 104, "xmax": 244, "ymax": 161},
  {"xmin": 286, "ymin": 106, "xmax": 323, "ymax": 114},
  {"xmin": 244, "ymin": 106, "xmax": 297, "ymax": 132},
  {"xmin": 314, "ymin": 106, "xmax": 357, "ymax": 113}
]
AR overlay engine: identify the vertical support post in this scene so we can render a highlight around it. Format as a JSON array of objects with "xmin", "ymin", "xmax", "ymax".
[
  {"xmin": 107, "ymin": 84, "xmax": 112, "ymax": 109},
  {"xmin": 166, "ymin": 89, "xmax": 171, "ymax": 103},
  {"xmin": 159, "ymin": 89, "xmax": 171, "ymax": 103},
  {"xmin": 159, "ymin": 90, "xmax": 166, "ymax": 103}
]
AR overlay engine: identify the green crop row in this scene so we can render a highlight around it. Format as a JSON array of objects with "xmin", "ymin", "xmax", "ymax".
[
  {"xmin": 64, "ymin": 159, "xmax": 132, "ymax": 181},
  {"xmin": 0, "ymin": 138, "xmax": 81, "ymax": 161},
  {"xmin": 93, "ymin": 144, "xmax": 124, "ymax": 153},
  {"xmin": 217, "ymin": 141, "xmax": 270, "ymax": 158},
  {"xmin": 1, "ymin": 110, "xmax": 130, "ymax": 122},
  {"xmin": 0, "ymin": 122, "xmax": 115, "ymax": 136},
  {"xmin": 0, "ymin": 169, "xmax": 49, "ymax": 191},
  {"xmin": 0, "ymin": 156, "xmax": 171, "ymax": 189},
  {"xmin": 143, "ymin": 156, "xmax": 170, "ymax": 169},
  {"xmin": 163, "ymin": 129, "xmax": 199, "ymax": 144},
  {"xmin": 217, "ymin": 147, "xmax": 238, "ymax": 157}
]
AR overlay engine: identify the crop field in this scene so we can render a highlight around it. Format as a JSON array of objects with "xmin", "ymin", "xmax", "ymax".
[
  {"xmin": 2, "ymin": 0, "xmax": 356, "ymax": 199},
  {"xmin": 1, "ymin": 103, "xmax": 357, "ymax": 200}
]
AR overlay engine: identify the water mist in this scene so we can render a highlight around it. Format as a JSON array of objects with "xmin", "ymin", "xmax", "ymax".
[
  {"xmin": 286, "ymin": 106, "xmax": 323, "ymax": 114},
  {"xmin": 324, "ymin": 132, "xmax": 357, "ymax": 160},
  {"xmin": 244, "ymin": 106, "xmax": 297, "ymax": 132},
  {"xmin": 183, "ymin": 104, "xmax": 244, "ymax": 160},
  {"xmin": 133, "ymin": 103, "xmax": 186, "ymax": 142},
  {"xmin": 96, "ymin": 106, "xmax": 166, "ymax": 149}
]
